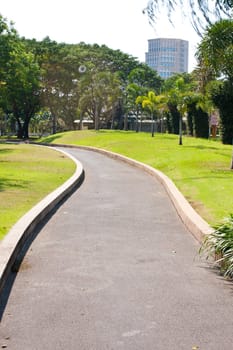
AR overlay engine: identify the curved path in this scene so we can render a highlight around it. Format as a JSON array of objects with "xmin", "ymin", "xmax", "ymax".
[{"xmin": 0, "ymin": 148, "xmax": 232, "ymax": 350}]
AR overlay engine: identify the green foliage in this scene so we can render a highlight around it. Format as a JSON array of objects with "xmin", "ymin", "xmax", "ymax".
[
  {"xmin": 163, "ymin": 75, "xmax": 192, "ymax": 140},
  {"xmin": 200, "ymin": 214, "xmax": 233, "ymax": 279},
  {"xmin": 196, "ymin": 19, "xmax": 233, "ymax": 144},
  {"xmin": 25, "ymin": 38, "xmax": 162, "ymax": 133},
  {"xmin": 165, "ymin": 104, "xmax": 179, "ymax": 134},
  {"xmin": 2, "ymin": 14, "xmax": 233, "ymax": 146},
  {"xmin": 197, "ymin": 19, "xmax": 233, "ymax": 79},
  {"xmin": 187, "ymin": 103, "xmax": 209, "ymax": 138},
  {"xmin": 128, "ymin": 66, "xmax": 163, "ymax": 92},
  {"xmin": 1, "ymin": 16, "xmax": 163, "ymax": 137},
  {"xmin": 209, "ymin": 80, "xmax": 233, "ymax": 144},
  {"xmin": 79, "ymin": 70, "xmax": 121, "ymax": 130},
  {"xmin": 136, "ymin": 91, "xmax": 167, "ymax": 136},
  {"xmin": 0, "ymin": 16, "xmax": 41, "ymax": 138}
]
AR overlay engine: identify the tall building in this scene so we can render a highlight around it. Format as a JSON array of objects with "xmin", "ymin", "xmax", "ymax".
[{"xmin": 145, "ymin": 38, "xmax": 189, "ymax": 79}]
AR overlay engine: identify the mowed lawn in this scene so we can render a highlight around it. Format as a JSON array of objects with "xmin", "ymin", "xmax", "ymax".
[
  {"xmin": 40, "ymin": 130, "xmax": 233, "ymax": 226},
  {"xmin": 0, "ymin": 143, "xmax": 76, "ymax": 239}
]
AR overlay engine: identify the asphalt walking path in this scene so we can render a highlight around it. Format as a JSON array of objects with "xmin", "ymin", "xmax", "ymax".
[{"xmin": 0, "ymin": 147, "xmax": 233, "ymax": 350}]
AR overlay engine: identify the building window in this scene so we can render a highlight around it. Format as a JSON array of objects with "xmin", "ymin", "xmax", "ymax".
[{"xmin": 145, "ymin": 38, "xmax": 189, "ymax": 79}]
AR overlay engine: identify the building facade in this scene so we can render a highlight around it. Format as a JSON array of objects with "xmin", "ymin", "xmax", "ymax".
[{"xmin": 145, "ymin": 38, "xmax": 189, "ymax": 79}]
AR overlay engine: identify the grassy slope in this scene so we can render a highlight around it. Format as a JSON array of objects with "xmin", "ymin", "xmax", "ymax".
[
  {"xmin": 0, "ymin": 144, "xmax": 76, "ymax": 239},
  {"xmin": 40, "ymin": 130, "xmax": 233, "ymax": 225}
]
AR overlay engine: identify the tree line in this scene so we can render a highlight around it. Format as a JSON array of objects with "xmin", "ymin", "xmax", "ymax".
[
  {"xmin": 0, "ymin": 15, "xmax": 162, "ymax": 138},
  {"xmin": 0, "ymin": 14, "xmax": 232, "ymax": 145}
]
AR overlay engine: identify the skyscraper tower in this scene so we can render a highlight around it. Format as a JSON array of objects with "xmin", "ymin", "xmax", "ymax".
[{"xmin": 145, "ymin": 38, "xmax": 189, "ymax": 79}]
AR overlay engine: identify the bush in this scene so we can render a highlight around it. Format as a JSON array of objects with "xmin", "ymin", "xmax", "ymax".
[{"xmin": 200, "ymin": 214, "xmax": 233, "ymax": 279}]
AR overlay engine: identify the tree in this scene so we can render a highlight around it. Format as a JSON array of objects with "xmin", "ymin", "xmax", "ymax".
[
  {"xmin": 196, "ymin": 19, "xmax": 233, "ymax": 80},
  {"xmin": 144, "ymin": 0, "xmax": 232, "ymax": 34},
  {"xmin": 162, "ymin": 72, "xmax": 210, "ymax": 140},
  {"xmin": 26, "ymin": 39, "xmax": 159, "ymax": 133},
  {"xmin": 0, "ymin": 16, "xmax": 41, "ymax": 139},
  {"xmin": 124, "ymin": 67, "xmax": 163, "ymax": 132},
  {"xmin": 165, "ymin": 77, "xmax": 192, "ymax": 144},
  {"xmin": 209, "ymin": 80, "xmax": 233, "ymax": 145},
  {"xmin": 197, "ymin": 19, "xmax": 233, "ymax": 145},
  {"xmin": 163, "ymin": 76, "xmax": 185, "ymax": 139},
  {"xmin": 128, "ymin": 66, "xmax": 163, "ymax": 93},
  {"xmin": 33, "ymin": 39, "xmax": 87, "ymax": 133},
  {"xmin": 125, "ymin": 83, "xmax": 146, "ymax": 132},
  {"xmin": 79, "ymin": 69, "xmax": 121, "ymax": 130},
  {"xmin": 136, "ymin": 91, "xmax": 167, "ymax": 137}
]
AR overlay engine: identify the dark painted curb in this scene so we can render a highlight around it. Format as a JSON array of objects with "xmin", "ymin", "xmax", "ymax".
[{"xmin": 0, "ymin": 146, "xmax": 84, "ymax": 294}]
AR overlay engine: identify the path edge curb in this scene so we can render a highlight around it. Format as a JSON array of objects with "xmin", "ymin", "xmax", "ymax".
[{"xmin": 0, "ymin": 146, "xmax": 84, "ymax": 294}]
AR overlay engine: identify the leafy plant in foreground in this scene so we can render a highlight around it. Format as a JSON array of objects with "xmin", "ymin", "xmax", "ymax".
[{"xmin": 200, "ymin": 214, "xmax": 233, "ymax": 278}]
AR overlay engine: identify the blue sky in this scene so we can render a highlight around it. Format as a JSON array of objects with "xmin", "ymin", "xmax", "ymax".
[{"xmin": 1, "ymin": 0, "xmax": 201, "ymax": 71}]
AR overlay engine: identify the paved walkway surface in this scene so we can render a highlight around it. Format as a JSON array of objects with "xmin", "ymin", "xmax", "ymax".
[{"xmin": 0, "ymin": 148, "xmax": 233, "ymax": 350}]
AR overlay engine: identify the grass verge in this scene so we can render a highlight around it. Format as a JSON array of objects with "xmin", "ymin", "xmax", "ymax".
[
  {"xmin": 40, "ymin": 130, "xmax": 233, "ymax": 226},
  {"xmin": 0, "ymin": 143, "xmax": 76, "ymax": 239}
]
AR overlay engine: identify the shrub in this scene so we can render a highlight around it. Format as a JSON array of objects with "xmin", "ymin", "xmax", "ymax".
[{"xmin": 200, "ymin": 214, "xmax": 233, "ymax": 278}]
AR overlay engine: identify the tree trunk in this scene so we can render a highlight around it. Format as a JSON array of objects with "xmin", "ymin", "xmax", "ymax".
[
  {"xmin": 94, "ymin": 103, "xmax": 99, "ymax": 130},
  {"xmin": 22, "ymin": 118, "xmax": 30, "ymax": 139},
  {"xmin": 179, "ymin": 115, "xmax": 183, "ymax": 145},
  {"xmin": 124, "ymin": 114, "xmax": 128, "ymax": 131},
  {"xmin": 52, "ymin": 114, "xmax": 57, "ymax": 134},
  {"xmin": 151, "ymin": 114, "xmax": 155, "ymax": 137},
  {"xmin": 231, "ymin": 140, "xmax": 233, "ymax": 170},
  {"xmin": 15, "ymin": 118, "xmax": 23, "ymax": 139}
]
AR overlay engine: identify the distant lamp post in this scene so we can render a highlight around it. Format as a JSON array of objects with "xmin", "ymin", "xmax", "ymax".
[{"xmin": 77, "ymin": 65, "xmax": 87, "ymax": 130}]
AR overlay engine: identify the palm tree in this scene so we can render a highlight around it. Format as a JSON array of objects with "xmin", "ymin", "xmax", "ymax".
[
  {"xmin": 196, "ymin": 19, "xmax": 233, "ymax": 81},
  {"xmin": 126, "ymin": 83, "xmax": 146, "ymax": 132},
  {"xmin": 136, "ymin": 91, "xmax": 167, "ymax": 137},
  {"xmin": 166, "ymin": 77, "xmax": 194, "ymax": 145},
  {"xmin": 196, "ymin": 19, "xmax": 233, "ymax": 149}
]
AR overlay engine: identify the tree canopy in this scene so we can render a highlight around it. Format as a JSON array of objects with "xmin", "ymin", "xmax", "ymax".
[
  {"xmin": 0, "ymin": 15, "xmax": 163, "ymax": 136},
  {"xmin": 1, "ymin": 11, "xmax": 233, "ymax": 147},
  {"xmin": 196, "ymin": 19, "xmax": 233, "ymax": 80},
  {"xmin": 0, "ymin": 15, "xmax": 41, "ymax": 138}
]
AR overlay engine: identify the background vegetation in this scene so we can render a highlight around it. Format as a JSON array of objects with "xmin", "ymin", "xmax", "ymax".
[{"xmin": 0, "ymin": 15, "xmax": 232, "ymax": 149}]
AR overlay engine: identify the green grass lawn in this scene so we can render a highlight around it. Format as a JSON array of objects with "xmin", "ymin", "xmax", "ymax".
[
  {"xmin": 40, "ymin": 130, "xmax": 233, "ymax": 226},
  {"xmin": 0, "ymin": 143, "xmax": 76, "ymax": 239}
]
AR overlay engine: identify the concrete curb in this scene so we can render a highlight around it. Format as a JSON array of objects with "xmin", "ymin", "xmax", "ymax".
[
  {"xmin": 0, "ymin": 147, "xmax": 84, "ymax": 294},
  {"xmin": 55, "ymin": 144, "xmax": 213, "ymax": 243}
]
